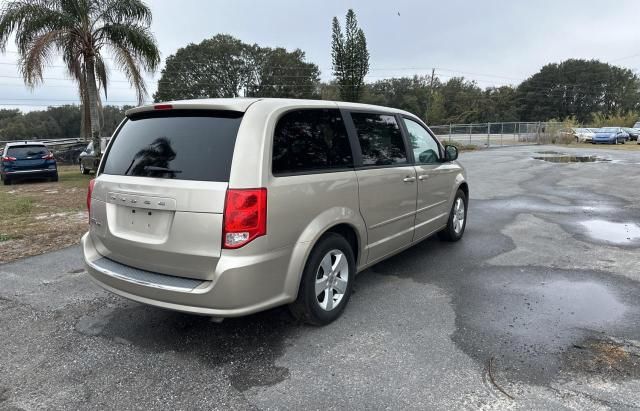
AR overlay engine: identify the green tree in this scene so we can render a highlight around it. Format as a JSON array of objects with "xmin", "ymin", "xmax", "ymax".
[
  {"xmin": 363, "ymin": 76, "xmax": 431, "ymax": 118},
  {"xmin": 331, "ymin": 9, "xmax": 370, "ymax": 102},
  {"xmin": 245, "ymin": 47, "xmax": 320, "ymax": 98},
  {"xmin": 154, "ymin": 34, "xmax": 248, "ymax": 101},
  {"xmin": 516, "ymin": 59, "xmax": 640, "ymax": 122},
  {"xmin": 0, "ymin": 0, "xmax": 160, "ymax": 154},
  {"xmin": 154, "ymin": 35, "xmax": 320, "ymax": 101}
]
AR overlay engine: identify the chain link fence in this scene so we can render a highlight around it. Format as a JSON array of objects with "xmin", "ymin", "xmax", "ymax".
[{"xmin": 429, "ymin": 122, "xmax": 572, "ymax": 148}]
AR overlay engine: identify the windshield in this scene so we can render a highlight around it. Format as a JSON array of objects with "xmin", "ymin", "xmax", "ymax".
[{"xmin": 101, "ymin": 110, "xmax": 242, "ymax": 181}]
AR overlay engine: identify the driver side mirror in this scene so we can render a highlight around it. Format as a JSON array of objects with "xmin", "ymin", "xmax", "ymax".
[{"xmin": 444, "ymin": 145, "xmax": 459, "ymax": 162}]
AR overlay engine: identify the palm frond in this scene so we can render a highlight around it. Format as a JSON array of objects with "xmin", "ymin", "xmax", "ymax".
[
  {"xmin": 109, "ymin": 44, "xmax": 145, "ymax": 104},
  {"xmin": 95, "ymin": 0, "xmax": 152, "ymax": 26},
  {"xmin": 94, "ymin": 53, "xmax": 109, "ymax": 99},
  {"xmin": 0, "ymin": 1, "xmax": 74, "ymax": 53},
  {"xmin": 19, "ymin": 29, "xmax": 64, "ymax": 86},
  {"xmin": 99, "ymin": 21, "xmax": 159, "ymax": 103}
]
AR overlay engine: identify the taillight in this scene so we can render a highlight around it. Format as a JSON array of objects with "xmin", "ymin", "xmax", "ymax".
[
  {"xmin": 1, "ymin": 156, "xmax": 16, "ymax": 162},
  {"xmin": 154, "ymin": 104, "xmax": 173, "ymax": 110},
  {"xmin": 222, "ymin": 188, "xmax": 267, "ymax": 249},
  {"xmin": 87, "ymin": 179, "xmax": 95, "ymax": 223},
  {"xmin": 42, "ymin": 153, "xmax": 54, "ymax": 160}
]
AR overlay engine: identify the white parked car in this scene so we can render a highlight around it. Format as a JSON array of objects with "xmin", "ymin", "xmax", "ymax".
[{"xmin": 574, "ymin": 128, "xmax": 595, "ymax": 143}]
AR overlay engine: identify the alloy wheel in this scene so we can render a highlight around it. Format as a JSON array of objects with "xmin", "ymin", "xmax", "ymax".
[{"xmin": 315, "ymin": 249, "xmax": 349, "ymax": 311}]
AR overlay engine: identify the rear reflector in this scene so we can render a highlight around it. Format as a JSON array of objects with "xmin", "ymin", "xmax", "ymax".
[
  {"xmin": 87, "ymin": 179, "xmax": 95, "ymax": 223},
  {"xmin": 154, "ymin": 104, "xmax": 173, "ymax": 110},
  {"xmin": 223, "ymin": 188, "xmax": 267, "ymax": 249}
]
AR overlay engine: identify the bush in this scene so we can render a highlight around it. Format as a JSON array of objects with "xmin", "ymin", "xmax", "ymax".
[{"xmin": 590, "ymin": 111, "xmax": 639, "ymax": 128}]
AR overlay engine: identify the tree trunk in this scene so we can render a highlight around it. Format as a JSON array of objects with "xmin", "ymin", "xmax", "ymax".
[{"xmin": 85, "ymin": 58, "xmax": 102, "ymax": 156}]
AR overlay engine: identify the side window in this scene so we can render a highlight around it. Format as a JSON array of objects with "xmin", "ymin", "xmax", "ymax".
[
  {"xmin": 350, "ymin": 113, "xmax": 407, "ymax": 166},
  {"xmin": 403, "ymin": 118, "xmax": 440, "ymax": 164},
  {"xmin": 272, "ymin": 109, "xmax": 353, "ymax": 175}
]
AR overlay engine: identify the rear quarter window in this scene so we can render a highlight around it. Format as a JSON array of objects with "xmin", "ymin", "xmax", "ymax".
[
  {"xmin": 101, "ymin": 110, "xmax": 242, "ymax": 182},
  {"xmin": 272, "ymin": 109, "xmax": 353, "ymax": 175}
]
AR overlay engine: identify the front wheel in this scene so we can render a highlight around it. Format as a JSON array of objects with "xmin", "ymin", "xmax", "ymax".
[
  {"xmin": 438, "ymin": 189, "xmax": 468, "ymax": 242},
  {"xmin": 289, "ymin": 233, "xmax": 355, "ymax": 326}
]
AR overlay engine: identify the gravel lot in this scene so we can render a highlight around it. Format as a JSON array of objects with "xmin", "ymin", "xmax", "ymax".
[{"xmin": 1, "ymin": 145, "xmax": 639, "ymax": 410}]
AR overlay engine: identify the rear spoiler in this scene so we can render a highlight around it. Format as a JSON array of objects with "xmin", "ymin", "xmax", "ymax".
[{"xmin": 125, "ymin": 98, "xmax": 261, "ymax": 117}]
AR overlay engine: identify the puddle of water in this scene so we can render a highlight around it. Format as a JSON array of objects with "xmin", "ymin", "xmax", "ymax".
[
  {"xmin": 580, "ymin": 220, "xmax": 640, "ymax": 244},
  {"xmin": 533, "ymin": 155, "xmax": 611, "ymax": 163}
]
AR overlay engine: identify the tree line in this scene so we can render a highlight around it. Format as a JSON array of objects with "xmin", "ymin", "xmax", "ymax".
[
  {"xmin": 3, "ymin": 56, "xmax": 639, "ymax": 141},
  {"xmin": 0, "ymin": 105, "xmax": 130, "ymax": 141}
]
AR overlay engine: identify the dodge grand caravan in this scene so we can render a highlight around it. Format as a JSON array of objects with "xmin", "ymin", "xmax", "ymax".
[{"xmin": 82, "ymin": 98, "xmax": 468, "ymax": 325}]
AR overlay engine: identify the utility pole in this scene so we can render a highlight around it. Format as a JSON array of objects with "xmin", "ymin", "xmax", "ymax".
[{"xmin": 426, "ymin": 68, "xmax": 436, "ymax": 123}]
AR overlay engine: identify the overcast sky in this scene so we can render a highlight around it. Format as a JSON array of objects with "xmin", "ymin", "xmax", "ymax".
[{"xmin": 2, "ymin": 0, "xmax": 640, "ymax": 111}]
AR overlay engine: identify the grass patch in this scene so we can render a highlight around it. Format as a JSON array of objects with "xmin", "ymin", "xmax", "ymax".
[
  {"xmin": 439, "ymin": 140, "xmax": 478, "ymax": 152},
  {"xmin": 12, "ymin": 197, "xmax": 33, "ymax": 215},
  {"xmin": 0, "ymin": 233, "xmax": 15, "ymax": 242},
  {"xmin": 0, "ymin": 165, "xmax": 90, "ymax": 263},
  {"xmin": 0, "ymin": 195, "xmax": 33, "ymax": 216}
]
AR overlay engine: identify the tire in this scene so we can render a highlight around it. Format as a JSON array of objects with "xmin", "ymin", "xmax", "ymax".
[
  {"xmin": 50, "ymin": 173, "xmax": 59, "ymax": 182},
  {"xmin": 2, "ymin": 177, "xmax": 10, "ymax": 186},
  {"xmin": 289, "ymin": 233, "xmax": 355, "ymax": 326},
  {"xmin": 438, "ymin": 189, "xmax": 468, "ymax": 242},
  {"xmin": 80, "ymin": 163, "xmax": 89, "ymax": 175}
]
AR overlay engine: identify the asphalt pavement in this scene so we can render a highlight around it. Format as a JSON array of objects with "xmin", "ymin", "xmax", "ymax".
[{"xmin": 1, "ymin": 145, "xmax": 639, "ymax": 410}]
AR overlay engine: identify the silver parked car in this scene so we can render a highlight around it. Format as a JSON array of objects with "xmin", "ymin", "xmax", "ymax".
[
  {"xmin": 78, "ymin": 137, "xmax": 111, "ymax": 174},
  {"xmin": 82, "ymin": 98, "xmax": 469, "ymax": 325}
]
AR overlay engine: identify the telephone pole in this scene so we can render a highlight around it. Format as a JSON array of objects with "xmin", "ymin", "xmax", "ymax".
[{"xmin": 426, "ymin": 68, "xmax": 436, "ymax": 123}]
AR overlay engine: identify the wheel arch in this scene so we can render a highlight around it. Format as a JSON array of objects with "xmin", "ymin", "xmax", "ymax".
[
  {"xmin": 283, "ymin": 208, "xmax": 367, "ymax": 301},
  {"xmin": 458, "ymin": 181, "xmax": 469, "ymax": 200}
]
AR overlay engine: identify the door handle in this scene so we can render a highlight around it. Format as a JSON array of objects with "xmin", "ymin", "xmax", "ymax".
[
  {"xmin": 418, "ymin": 174, "xmax": 429, "ymax": 181},
  {"xmin": 403, "ymin": 176, "xmax": 416, "ymax": 183}
]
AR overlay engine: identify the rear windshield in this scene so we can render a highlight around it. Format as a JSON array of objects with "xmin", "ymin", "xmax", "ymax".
[
  {"xmin": 102, "ymin": 111, "xmax": 242, "ymax": 182},
  {"xmin": 7, "ymin": 145, "xmax": 48, "ymax": 159}
]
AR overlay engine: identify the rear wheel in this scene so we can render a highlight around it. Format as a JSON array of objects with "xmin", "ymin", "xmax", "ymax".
[
  {"xmin": 2, "ymin": 177, "xmax": 10, "ymax": 186},
  {"xmin": 50, "ymin": 173, "xmax": 59, "ymax": 182},
  {"xmin": 80, "ymin": 163, "xmax": 89, "ymax": 175},
  {"xmin": 438, "ymin": 189, "xmax": 468, "ymax": 242},
  {"xmin": 289, "ymin": 233, "xmax": 355, "ymax": 326}
]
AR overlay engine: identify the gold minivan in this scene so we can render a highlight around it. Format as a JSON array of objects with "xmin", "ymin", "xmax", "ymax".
[{"xmin": 82, "ymin": 98, "xmax": 468, "ymax": 325}]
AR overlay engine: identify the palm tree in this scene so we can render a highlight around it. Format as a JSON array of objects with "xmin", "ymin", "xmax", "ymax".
[{"xmin": 0, "ymin": 0, "xmax": 160, "ymax": 154}]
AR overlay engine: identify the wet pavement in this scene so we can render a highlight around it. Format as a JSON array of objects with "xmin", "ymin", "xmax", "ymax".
[{"xmin": 1, "ymin": 145, "xmax": 639, "ymax": 409}]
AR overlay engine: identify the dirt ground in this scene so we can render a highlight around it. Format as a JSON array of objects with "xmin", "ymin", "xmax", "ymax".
[{"xmin": 0, "ymin": 165, "xmax": 91, "ymax": 263}]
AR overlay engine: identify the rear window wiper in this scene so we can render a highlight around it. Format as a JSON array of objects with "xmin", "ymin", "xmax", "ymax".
[{"xmin": 143, "ymin": 166, "xmax": 182, "ymax": 173}]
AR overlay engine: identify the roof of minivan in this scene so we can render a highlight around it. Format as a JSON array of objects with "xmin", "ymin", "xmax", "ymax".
[{"xmin": 125, "ymin": 98, "xmax": 416, "ymax": 118}]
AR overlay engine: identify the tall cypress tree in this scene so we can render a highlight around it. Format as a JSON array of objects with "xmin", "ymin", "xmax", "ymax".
[{"xmin": 331, "ymin": 9, "xmax": 370, "ymax": 102}]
